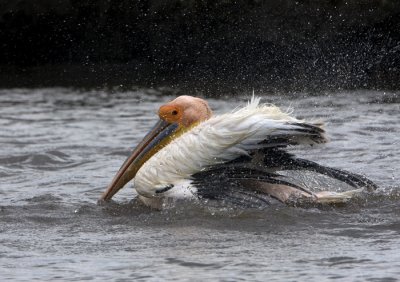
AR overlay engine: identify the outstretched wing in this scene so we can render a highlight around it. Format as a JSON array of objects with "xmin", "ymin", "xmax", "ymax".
[
  {"xmin": 192, "ymin": 146, "xmax": 377, "ymax": 207},
  {"xmin": 191, "ymin": 98, "xmax": 377, "ymax": 206}
]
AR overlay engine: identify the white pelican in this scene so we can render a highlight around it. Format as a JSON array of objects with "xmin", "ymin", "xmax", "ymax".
[{"xmin": 100, "ymin": 95, "xmax": 376, "ymax": 208}]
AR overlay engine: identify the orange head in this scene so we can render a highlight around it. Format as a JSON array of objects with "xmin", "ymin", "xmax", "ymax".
[{"xmin": 158, "ymin": 96, "xmax": 212, "ymax": 128}]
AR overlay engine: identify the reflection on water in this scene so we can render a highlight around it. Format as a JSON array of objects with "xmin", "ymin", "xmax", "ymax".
[{"xmin": 0, "ymin": 88, "xmax": 399, "ymax": 281}]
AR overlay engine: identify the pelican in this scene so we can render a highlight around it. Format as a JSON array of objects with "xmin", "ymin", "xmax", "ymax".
[{"xmin": 100, "ymin": 95, "xmax": 377, "ymax": 208}]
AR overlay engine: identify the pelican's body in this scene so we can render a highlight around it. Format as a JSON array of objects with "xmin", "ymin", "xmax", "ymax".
[
  {"xmin": 136, "ymin": 98, "xmax": 315, "ymax": 197},
  {"xmin": 101, "ymin": 96, "xmax": 377, "ymax": 208}
]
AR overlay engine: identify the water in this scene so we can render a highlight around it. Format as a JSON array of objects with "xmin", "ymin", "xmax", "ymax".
[{"xmin": 1, "ymin": 88, "xmax": 399, "ymax": 281}]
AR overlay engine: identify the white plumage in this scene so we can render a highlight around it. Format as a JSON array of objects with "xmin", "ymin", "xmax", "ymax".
[{"xmin": 134, "ymin": 97, "xmax": 324, "ymax": 198}]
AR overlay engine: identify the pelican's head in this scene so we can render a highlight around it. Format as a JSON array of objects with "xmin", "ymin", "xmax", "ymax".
[{"xmin": 100, "ymin": 95, "xmax": 212, "ymax": 201}]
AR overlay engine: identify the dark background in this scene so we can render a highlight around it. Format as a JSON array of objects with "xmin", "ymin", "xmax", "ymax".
[{"xmin": 1, "ymin": 0, "xmax": 399, "ymax": 94}]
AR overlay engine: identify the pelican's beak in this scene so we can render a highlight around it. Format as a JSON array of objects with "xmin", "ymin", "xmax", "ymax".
[{"xmin": 100, "ymin": 119, "xmax": 179, "ymax": 201}]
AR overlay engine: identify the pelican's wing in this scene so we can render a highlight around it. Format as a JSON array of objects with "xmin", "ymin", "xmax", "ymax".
[
  {"xmin": 190, "ymin": 100, "xmax": 329, "ymax": 166},
  {"xmin": 192, "ymin": 167, "xmax": 315, "ymax": 207},
  {"xmin": 260, "ymin": 148, "xmax": 377, "ymax": 191},
  {"xmin": 192, "ymin": 98, "xmax": 376, "ymax": 201},
  {"xmin": 191, "ymin": 147, "xmax": 377, "ymax": 206}
]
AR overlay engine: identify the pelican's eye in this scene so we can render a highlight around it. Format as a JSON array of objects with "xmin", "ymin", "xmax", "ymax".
[{"xmin": 158, "ymin": 105, "xmax": 182, "ymax": 124}]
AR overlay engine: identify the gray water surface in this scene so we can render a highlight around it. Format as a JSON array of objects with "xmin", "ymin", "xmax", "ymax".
[{"xmin": 1, "ymin": 88, "xmax": 399, "ymax": 281}]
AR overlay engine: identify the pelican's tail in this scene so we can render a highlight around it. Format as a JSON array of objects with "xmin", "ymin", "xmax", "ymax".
[{"xmin": 313, "ymin": 189, "xmax": 364, "ymax": 204}]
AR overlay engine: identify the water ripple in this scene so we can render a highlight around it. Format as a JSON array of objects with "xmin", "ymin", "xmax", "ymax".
[{"xmin": 0, "ymin": 88, "xmax": 399, "ymax": 281}]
